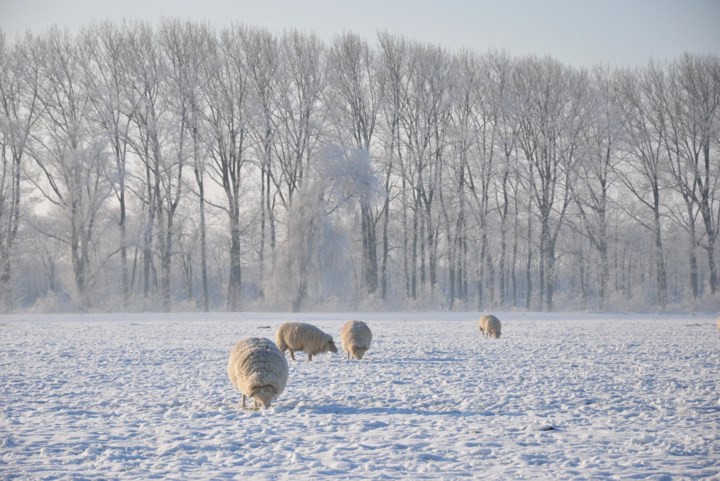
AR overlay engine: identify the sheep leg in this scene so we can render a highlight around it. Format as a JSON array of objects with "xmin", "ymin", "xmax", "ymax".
[
  {"xmin": 242, "ymin": 394, "xmax": 246, "ymax": 409},
  {"xmin": 289, "ymin": 350, "xmax": 296, "ymax": 361},
  {"xmin": 307, "ymin": 353, "xmax": 313, "ymax": 362}
]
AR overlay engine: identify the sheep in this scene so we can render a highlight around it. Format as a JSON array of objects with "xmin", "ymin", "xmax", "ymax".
[
  {"xmin": 340, "ymin": 320, "xmax": 372, "ymax": 360},
  {"xmin": 227, "ymin": 337, "xmax": 289, "ymax": 409},
  {"xmin": 275, "ymin": 322, "xmax": 338, "ymax": 361},
  {"xmin": 478, "ymin": 314, "xmax": 502, "ymax": 339}
]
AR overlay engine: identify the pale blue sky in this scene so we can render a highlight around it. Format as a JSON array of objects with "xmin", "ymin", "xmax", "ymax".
[{"xmin": 1, "ymin": 0, "xmax": 718, "ymax": 67}]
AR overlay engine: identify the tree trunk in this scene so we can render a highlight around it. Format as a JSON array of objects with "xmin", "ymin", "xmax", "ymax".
[
  {"xmin": 228, "ymin": 216, "xmax": 242, "ymax": 311},
  {"xmin": 142, "ymin": 148, "xmax": 155, "ymax": 302},
  {"xmin": 578, "ymin": 246, "xmax": 587, "ymax": 310},
  {"xmin": 499, "ymin": 225, "xmax": 507, "ymax": 306},
  {"xmin": 599, "ymin": 241, "xmax": 609, "ymax": 311},
  {"xmin": 525, "ymin": 212, "xmax": 533, "ymax": 310},
  {"xmin": 161, "ymin": 214, "xmax": 173, "ymax": 312},
  {"xmin": 539, "ymin": 214, "xmax": 548, "ymax": 311},
  {"xmin": 478, "ymin": 238, "xmax": 485, "ymax": 309},
  {"xmin": 361, "ymin": 201, "xmax": 378, "ymax": 294},
  {"xmin": 193, "ymin": 124, "xmax": 210, "ymax": 311},
  {"xmin": 260, "ymin": 165, "xmax": 266, "ymax": 299},
  {"xmin": 71, "ymin": 203, "xmax": 88, "ymax": 310},
  {"xmin": 426, "ymin": 204, "xmax": 437, "ymax": 292},
  {"xmin": 292, "ymin": 279, "xmax": 307, "ymax": 312},
  {"xmin": 411, "ymin": 192, "xmax": 418, "ymax": 300},
  {"xmin": 545, "ymin": 241, "xmax": 556, "ymax": 312},
  {"xmin": 381, "ymin": 167, "xmax": 391, "ymax": 301},
  {"xmin": 119, "ymin": 187, "xmax": 129, "ymax": 304},
  {"xmin": 199, "ymin": 184, "xmax": 209, "ymax": 311},
  {"xmin": 653, "ymin": 198, "xmax": 667, "ymax": 310},
  {"xmin": 419, "ymin": 199, "xmax": 426, "ymax": 291},
  {"xmin": 0, "ymin": 253, "xmax": 11, "ymax": 313},
  {"xmin": 700, "ymin": 140, "xmax": 717, "ymax": 293},
  {"xmin": 267, "ymin": 161, "xmax": 276, "ymax": 277}
]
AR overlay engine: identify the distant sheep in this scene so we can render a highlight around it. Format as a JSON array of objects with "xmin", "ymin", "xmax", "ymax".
[
  {"xmin": 227, "ymin": 337, "xmax": 289, "ymax": 409},
  {"xmin": 275, "ymin": 322, "xmax": 338, "ymax": 361},
  {"xmin": 478, "ymin": 314, "xmax": 502, "ymax": 339},
  {"xmin": 340, "ymin": 320, "xmax": 372, "ymax": 360}
]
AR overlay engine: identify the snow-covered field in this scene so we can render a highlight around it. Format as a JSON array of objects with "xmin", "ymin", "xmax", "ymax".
[{"xmin": 1, "ymin": 311, "xmax": 718, "ymax": 480}]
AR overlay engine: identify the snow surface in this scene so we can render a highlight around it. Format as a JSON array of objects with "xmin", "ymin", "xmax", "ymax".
[{"xmin": 1, "ymin": 311, "xmax": 718, "ymax": 480}]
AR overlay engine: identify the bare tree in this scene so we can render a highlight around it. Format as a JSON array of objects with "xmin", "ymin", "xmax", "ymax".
[
  {"xmin": 124, "ymin": 21, "xmax": 165, "ymax": 305},
  {"xmin": 663, "ymin": 59, "xmax": 703, "ymax": 301},
  {"xmin": 484, "ymin": 51, "xmax": 520, "ymax": 308},
  {"xmin": 468, "ymin": 49, "xmax": 501, "ymax": 309},
  {"xmin": 377, "ymin": 32, "xmax": 409, "ymax": 301},
  {"xmin": 399, "ymin": 42, "xmax": 451, "ymax": 301},
  {"xmin": 159, "ymin": 20, "xmax": 213, "ymax": 311},
  {"xmin": 272, "ymin": 30, "xmax": 327, "ymax": 307},
  {"xmin": 514, "ymin": 56, "xmax": 589, "ymax": 311},
  {"xmin": 81, "ymin": 21, "xmax": 136, "ymax": 304},
  {"xmin": 203, "ymin": 25, "xmax": 252, "ymax": 311},
  {"xmin": 617, "ymin": 64, "xmax": 669, "ymax": 310},
  {"xmin": 271, "ymin": 30, "xmax": 326, "ymax": 209},
  {"xmin": 155, "ymin": 19, "xmax": 202, "ymax": 310},
  {"xmin": 0, "ymin": 33, "xmax": 43, "ymax": 311},
  {"xmin": 441, "ymin": 49, "xmax": 479, "ymax": 309},
  {"xmin": 121, "ymin": 21, "xmax": 191, "ymax": 311},
  {"xmin": 326, "ymin": 32, "xmax": 385, "ymax": 296},
  {"xmin": 29, "ymin": 27, "xmax": 112, "ymax": 309},
  {"xmin": 570, "ymin": 66, "xmax": 623, "ymax": 310},
  {"xmin": 666, "ymin": 55, "xmax": 720, "ymax": 296},
  {"xmin": 243, "ymin": 27, "xmax": 280, "ymax": 297}
]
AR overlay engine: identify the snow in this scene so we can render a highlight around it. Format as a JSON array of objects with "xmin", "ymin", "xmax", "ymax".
[{"xmin": 1, "ymin": 311, "xmax": 718, "ymax": 480}]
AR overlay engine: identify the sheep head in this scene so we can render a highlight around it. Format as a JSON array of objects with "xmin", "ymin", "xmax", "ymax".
[
  {"xmin": 353, "ymin": 346, "xmax": 368, "ymax": 359},
  {"xmin": 251, "ymin": 385, "xmax": 277, "ymax": 408},
  {"xmin": 326, "ymin": 338, "xmax": 338, "ymax": 353}
]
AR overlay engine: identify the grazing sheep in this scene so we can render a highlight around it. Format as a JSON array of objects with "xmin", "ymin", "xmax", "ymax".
[
  {"xmin": 717, "ymin": 318, "xmax": 720, "ymax": 330},
  {"xmin": 227, "ymin": 337, "xmax": 289, "ymax": 409},
  {"xmin": 275, "ymin": 322, "xmax": 338, "ymax": 361},
  {"xmin": 478, "ymin": 314, "xmax": 502, "ymax": 339},
  {"xmin": 340, "ymin": 320, "xmax": 372, "ymax": 360}
]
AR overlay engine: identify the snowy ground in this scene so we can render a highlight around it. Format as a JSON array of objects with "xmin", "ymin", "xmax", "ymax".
[{"xmin": 1, "ymin": 311, "xmax": 718, "ymax": 480}]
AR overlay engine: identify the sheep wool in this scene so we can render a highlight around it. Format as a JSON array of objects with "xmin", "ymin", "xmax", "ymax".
[
  {"xmin": 275, "ymin": 322, "xmax": 338, "ymax": 361},
  {"xmin": 478, "ymin": 314, "xmax": 502, "ymax": 339},
  {"xmin": 340, "ymin": 320, "xmax": 372, "ymax": 360},
  {"xmin": 227, "ymin": 337, "xmax": 289, "ymax": 409}
]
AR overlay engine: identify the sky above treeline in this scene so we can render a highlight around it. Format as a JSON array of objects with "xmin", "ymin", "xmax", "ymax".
[{"xmin": 0, "ymin": 0, "xmax": 719, "ymax": 68}]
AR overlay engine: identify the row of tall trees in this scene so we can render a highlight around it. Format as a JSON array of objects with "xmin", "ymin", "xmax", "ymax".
[{"xmin": 1, "ymin": 20, "xmax": 718, "ymax": 313}]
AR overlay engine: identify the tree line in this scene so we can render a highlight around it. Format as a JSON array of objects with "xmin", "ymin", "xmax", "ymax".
[{"xmin": 0, "ymin": 20, "xmax": 718, "ymax": 313}]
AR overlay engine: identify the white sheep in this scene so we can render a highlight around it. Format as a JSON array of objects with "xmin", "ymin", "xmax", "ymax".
[
  {"xmin": 478, "ymin": 314, "xmax": 502, "ymax": 339},
  {"xmin": 227, "ymin": 337, "xmax": 289, "ymax": 409},
  {"xmin": 340, "ymin": 320, "xmax": 372, "ymax": 360},
  {"xmin": 275, "ymin": 322, "xmax": 338, "ymax": 361}
]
